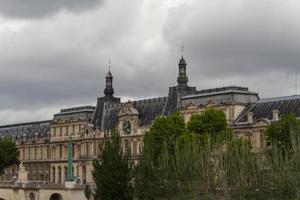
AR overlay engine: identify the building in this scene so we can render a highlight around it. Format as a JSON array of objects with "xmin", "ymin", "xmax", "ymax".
[{"xmin": 0, "ymin": 55, "xmax": 300, "ymax": 191}]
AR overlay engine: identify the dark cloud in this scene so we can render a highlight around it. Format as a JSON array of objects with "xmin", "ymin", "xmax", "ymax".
[
  {"xmin": 0, "ymin": 0, "xmax": 104, "ymax": 19},
  {"xmin": 0, "ymin": 0, "xmax": 300, "ymax": 124}
]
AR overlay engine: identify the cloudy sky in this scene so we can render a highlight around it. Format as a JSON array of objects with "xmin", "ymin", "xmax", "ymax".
[{"xmin": 0, "ymin": 0, "xmax": 299, "ymax": 124}]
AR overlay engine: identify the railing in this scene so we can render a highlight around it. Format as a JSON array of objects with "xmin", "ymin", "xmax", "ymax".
[
  {"xmin": 0, "ymin": 181, "xmax": 85, "ymax": 189},
  {"xmin": 78, "ymin": 155, "xmax": 94, "ymax": 160}
]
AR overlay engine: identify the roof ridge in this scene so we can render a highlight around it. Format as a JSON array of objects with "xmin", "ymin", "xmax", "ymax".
[
  {"xmin": 259, "ymin": 95, "xmax": 300, "ymax": 103},
  {"xmin": 0, "ymin": 120, "xmax": 52, "ymax": 128}
]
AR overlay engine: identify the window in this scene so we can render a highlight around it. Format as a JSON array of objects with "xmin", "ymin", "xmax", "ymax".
[
  {"xmin": 34, "ymin": 147, "xmax": 37, "ymax": 160},
  {"xmin": 64, "ymin": 166, "xmax": 67, "ymax": 181},
  {"xmin": 59, "ymin": 127, "xmax": 62, "ymax": 136},
  {"xmin": 72, "ymin": 125, "xmax": 75, "ymax": 136},
  {"xmin": 47, "ymin": 146, "xmax": 50, "ymax": 159},
  {"xmin": 29, "ymin": 193, "xmax": 35, "ymax": 200},
  {"xmin": 133, "ymin": 141, "xmax": 137, "ymax": 154},
  {"xmin": 86, "ymin": 143, "xmax": 90, "ymax": 155},
  {"xmin": 82, "ymin": 166, "xmax": 87, "ymax": 184},
  {"xmin": 40, "ymin": 147, "xmax": 43, "ymax": 159},
  {"xmin": 52, "ymin": 167, "xmax": 56, "ymax": 183},
  {"xmin": 260, "ymin": 129, "xmax": 265, "ymax": 148},
  {"xmin": 58, "ymin": 167, "xmax": 61, "ymax": 183},
  {"xmin": 124, "ymin": 140, "xmax": 129, "ymax": 154},
  {"xmin": 59, "ymin": 145, "xmax": 63, "ymax": 159},
  {"xmin": 22, "ymin": 148, "xmax": 25, "ymax": 159},
  {"xmin": 66, "ymin": 126, "xmax": 69, "ymax": 136}
]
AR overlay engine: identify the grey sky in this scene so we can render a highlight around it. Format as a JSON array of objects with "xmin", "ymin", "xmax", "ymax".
[{"xmin": 0, "ymin": 0, "xmax": 299, "ymax": 124}]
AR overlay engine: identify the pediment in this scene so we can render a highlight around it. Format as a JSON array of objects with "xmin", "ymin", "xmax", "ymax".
[
  {"xmin": 118, "ymin": 101, "xmax": 139, "ymax": 117},
  {"xmin": 184, "ymin": 102, "xmax": 198, "ymax": 109},
  {"xmin": 206, "ymin": 99, "xmax": 218, "ymax": 107},
  {"xmin": 251, "ymin": 118, "xmax": 270, "ymax": 127}
]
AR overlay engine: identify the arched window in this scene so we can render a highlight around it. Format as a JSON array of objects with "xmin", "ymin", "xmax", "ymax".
[
  {"xmin": 50, "ymin": 193, "xmax": 63, "ymax": 200},
  {"xmin": 29, "ymin": 193, "xmax": 35, "ymax": 200}
]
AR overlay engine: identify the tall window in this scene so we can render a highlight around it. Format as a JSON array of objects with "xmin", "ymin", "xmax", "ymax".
[
  {"xmin": 66, "ymin": 126, "xmax": 69, "ymax": 136},
  {"xmin": 40, "ymin": 147, "xmax": 43, "ymax": 159},
  {"xmin": 86, "ymin": 143, "xmax": 90, "ymax": 155},
  {"xmin": 64, "ymin": 166, "xmax": 67, "ymax": 181},
  {"xmin": 72, "ymin": 125, "xmax": 75, "ymax": 136},
  {"xmin": 52, "ymin": 167, "xmax": 56, "ymax": 183},
  {"xmin": 260, "ymin": 129, "xmax": 265, "ymax": 148},
  {"xmin": 82, "ymin": 166, "xmax": 87, "ymax": 184},
  {"xmin": 58, "ymin": 167, "xmax": 61, "ymax": 183},
  {"xmin": 59, "ymin": 145, "xmax": 63, "ymax": 159},
  {"xmin": 133, "ymin": 141, "xmax": 137, "ymax": 154},
  {"xmin": 22, "ymin": 148, "xmax": 25, "ymax": 159},
  {"xmin": 59, "ymin": 127, "xmax": 62, "ymax": 137},
  {"xmin": 46, "ymin": 146, "xmax": 50, "ymax": 159},
  {"xmin": 34, "ymin": 147, "xmax": 37, "ymax": 160}
]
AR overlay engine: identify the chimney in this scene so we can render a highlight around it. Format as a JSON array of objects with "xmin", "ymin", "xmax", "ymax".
[
  {"xmin": 272, "ymin": 109, "xmax": 280, "ymax": 121},
  {"xmin": 247, "ymin": 112, "xmax": 253, "ymax": 124}
]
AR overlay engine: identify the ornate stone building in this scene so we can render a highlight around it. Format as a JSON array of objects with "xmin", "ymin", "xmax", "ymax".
[{"xmin": 0, "ymin": 55, "xmax": 300, "ymax": 187}]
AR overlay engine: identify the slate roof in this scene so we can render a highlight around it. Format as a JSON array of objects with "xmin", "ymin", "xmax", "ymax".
[
  {"xmin": 182, "ymin": 86, "xmax": 258, "ymax": 99},
  {"xmin": 93, "ymin": 97, "xmax": 168, "ymax": 131},
  {"xmin": 235, "ymin": 95, "xmax": 300, "ymax": 124},
  {"xmin": 179, "ymin": 86, "xmax": 259, "ymax": 108},
  {"xmin": 0, "ymin": 120, "xmax": 51, "ymax": 139},
  {"xmin": 53, "ymin": 105, "xmax": 95, "ymax": 123}
]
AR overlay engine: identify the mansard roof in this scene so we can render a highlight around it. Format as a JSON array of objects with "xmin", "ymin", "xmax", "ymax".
[
  {"xmin": 53, "ymin": 105, "xmax": 95, "ymax": 124},
  {"xmin": 181, "ymin": 86, "xmax": 258, "ymax": 99},
  {"xmin": 235, "ymin": 95, "xmax": 300, "ymax": 124},
  {"xmin": 92, "ymin": 97, "xmax": 168, "ymax": 130},
  {"xmin": 0, "ymin": 120, "xmax": 51, "ymax": 139},
  {"xmin": 179, "ymin": 86, "xmax": 259, "ymax": 108}
]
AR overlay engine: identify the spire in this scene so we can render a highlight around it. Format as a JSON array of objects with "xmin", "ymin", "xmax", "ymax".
[
  {"xmin": 104, "ymin": 61, "xmax": 114, "ymax": 97},
  {"xmin": 177, "ymin": 47, "xmax": 188, "ymax": 87}
]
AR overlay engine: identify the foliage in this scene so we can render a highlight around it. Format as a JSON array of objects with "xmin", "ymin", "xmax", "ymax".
[
  {"xmin": 187, "ymin": 108, "xmax": 228, "ymax": 138},
  {"xmin": 0, "ymin": 138, "xmax": 19, "ymax": 175},
  {"xmin": 92, "ymin": 131, "xmax": 133, "ymax": 200},
  {"xmin": 265, "ymin": 114, "xmax": 300, "ymax": 156},
  {"xmin": 134, "ymin": 112, "xmax": 187, "ymax": 199},
  {"xmin": 84, "ymin": 185, "xmax": 92, "ymax": 200},
  {"xmin": 134, "ymin": 110, "xmax": 300, "ymax": 199}
]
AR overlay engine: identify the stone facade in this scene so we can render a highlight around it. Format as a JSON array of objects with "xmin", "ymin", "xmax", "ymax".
[{"xmin": 0, "ymin": 56, "xmax": 300, "ymax": 191}]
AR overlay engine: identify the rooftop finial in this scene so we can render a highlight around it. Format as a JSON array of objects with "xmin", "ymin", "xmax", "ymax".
[
  {"xmin": 181, "ymin": 44, "xmax": 184, "ymax": 58},
  {"xmin": 108, "ymin": 59, "xmax": 111, "ymax": 72},
  {"xmin": 296, "ymin": 67, "xmax": 298, "ymax": 95}
]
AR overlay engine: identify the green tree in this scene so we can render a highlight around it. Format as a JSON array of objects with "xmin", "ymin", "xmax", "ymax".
[
  {"xmin": 0, "ymin": 138, "xmax": 19, "ymax": 175},
  {"xmin": 187, "ymin": 108, "xmax": 228, "ymax": 137},
  {"xmin": 92, "ymin": 131, "xmax": 133, "ymax": 200},
  {"xmin": 265, "ymin": 114, "xmax": 300, "ymax": 155},
  {"xmin": 134, "ymin": 112, "xmax": 187, "ymax": 199},
  {"xmin": 84, "ymin": 185, "xmax": 92, "ymax": 200}
]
